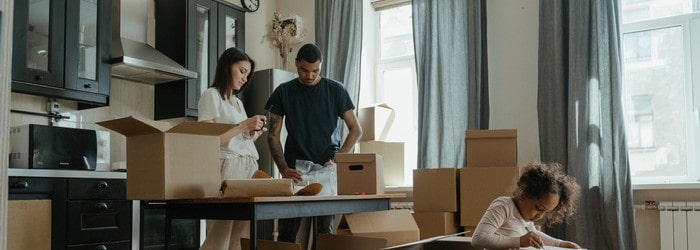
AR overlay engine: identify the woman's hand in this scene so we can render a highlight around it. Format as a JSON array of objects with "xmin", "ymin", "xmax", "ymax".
[
  {"xmin": 520, "ymin": 231, "xmax": 544, "ymax": 249},
  {"xmin": 241, "ymin": 115, "xmax": 266, "ymax": 131},
  {"xmin": 559, "ymin": 241, "xmax": 581, "ymax": 249}
]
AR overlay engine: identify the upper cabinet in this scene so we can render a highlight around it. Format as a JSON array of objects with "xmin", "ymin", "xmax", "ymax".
[
  {"xmin": 154, "ymin": 0, "xmax": 245, "ymax": 120},
  {"xmin": 12, "ymin": 0, "xmax": 112, "ymax": 106}
]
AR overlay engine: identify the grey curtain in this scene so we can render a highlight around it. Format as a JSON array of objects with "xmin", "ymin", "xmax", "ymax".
[
  {"xmin": 538, "ymin": 1, "xmax": 636, "ymax": 250},
  {"xmin": 315, "ymin": 0, "xmax": 362, "ymax": 105},
  {"xmin": 413, "ymin": 0, "xmax": 489, "ymax": 169}
]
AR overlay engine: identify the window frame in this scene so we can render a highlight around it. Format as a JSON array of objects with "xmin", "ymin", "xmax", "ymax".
[{"xmin": 621, "ymin": 11, "xmax": 700, "ymax": 186}]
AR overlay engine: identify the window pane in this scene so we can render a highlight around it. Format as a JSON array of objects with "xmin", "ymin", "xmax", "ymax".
[
  {"xmin": 379, "ymin": 5, "xmax": 414, "ymax": 59},
  {"xmin": 622, "ymin": 0, "xmax": 697, "ymax": 23},
  {"xmin": 622, "ymin": 26, "xmax": 688, "ymax": 178}
]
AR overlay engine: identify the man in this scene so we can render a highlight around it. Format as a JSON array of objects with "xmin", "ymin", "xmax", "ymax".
[{"xmin": 265, "ymin": 43, "xmax": 362, "ymax": 243}]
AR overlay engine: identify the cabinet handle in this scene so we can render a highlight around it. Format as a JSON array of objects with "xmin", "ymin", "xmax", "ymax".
[
  {"xmin": 34, "ymin": 75, "xmax": 44, "ymax": 80},
  {"xmin": 96, "ymin": 181, "xmax": 109, "ymax": 189},
  {"xmin": 95, "ymin": 202, "xmax": 109, "ymax": 211},
  {"xmin": 84, "ymin": 84, "xmax": 92, "ymax": 89},
  {"xmin": 95, "ymin": 245, "xmax": 108, "ymax": 250},
  {"xmin": 11, "ymin": 181, "xmax": 29, "ymax": 189}
]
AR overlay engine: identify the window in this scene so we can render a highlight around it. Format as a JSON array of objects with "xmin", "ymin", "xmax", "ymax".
[
  {"xmin": 361, "ymin": 1, "xmax": 418, "ymax": 186},
  {"xmin": 620, "ymin": 0, "xmax": 700, "ymax": 184}
]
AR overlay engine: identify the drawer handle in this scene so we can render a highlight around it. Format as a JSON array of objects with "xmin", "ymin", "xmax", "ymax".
[
  {"xmin": 95, "ymin": 202, "xmax": 109, "ymax": 211},
  {"xmin": 12, "ymin": 181, "xmax": 29, "ymax": 189},
  {"xmin": 96, "ymin": 245, "xmax": 107, "ymax": 250},
  {"xmin": 96, "ymin": 181, "xmax": 109, "ymax": 189}
]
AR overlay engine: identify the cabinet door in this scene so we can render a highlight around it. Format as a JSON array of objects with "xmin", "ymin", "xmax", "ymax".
[
  {"xmin": 218, "ymin": 4, "xmax": 245, "ymax": 54},
  {"xmin": 8, "ymin": 177, "xmax": 68, "ymax": 250},
  {"xmin": 186, "ymin": 0, "xmax": 219, "ymax": 114},
  {"xmin": 64, "ymin": 0, "xmax": 111, "ymax": 95},
  {"xmin": 12, "ymin": 0, "xmax": 65, "ymax": 87}
]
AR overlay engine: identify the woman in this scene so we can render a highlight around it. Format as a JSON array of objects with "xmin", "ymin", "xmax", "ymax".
[{"xmin": 197, "ymin": 47, "xmax": 266, "ymax": 250}]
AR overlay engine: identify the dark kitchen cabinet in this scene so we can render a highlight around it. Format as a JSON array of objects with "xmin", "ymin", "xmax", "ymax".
[
  {"xmin": 11, "ymin": 0, "xmax": 112, "ymax": 106},
  {"xmin": 8, "ymin": 177, "xmax": 132, "ymax": 250},
  {"xmin": 154, "ymin": 0, "xmax": 245, "ymax": 119}
]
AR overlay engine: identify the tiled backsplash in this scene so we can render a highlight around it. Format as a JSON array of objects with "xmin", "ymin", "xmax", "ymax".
[{"xmin": 9, "ymin": 78, "xmax": 193, "ymax": 171}]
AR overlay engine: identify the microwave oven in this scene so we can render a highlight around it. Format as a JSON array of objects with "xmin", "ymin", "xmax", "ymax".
[{"xmin": 9, "ymin": 124, "xmax": 97, "ymax": 170}]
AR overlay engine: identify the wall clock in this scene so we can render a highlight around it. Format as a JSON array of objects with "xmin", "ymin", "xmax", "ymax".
[{"xmin": 241, "ymin": 0, "xmax": 259, "ymax": 12}]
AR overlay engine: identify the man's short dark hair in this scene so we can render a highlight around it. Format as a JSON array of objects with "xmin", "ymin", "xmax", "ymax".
[{"xmin": 296, "ymin": 43, "xmax": 323, "ymax": 63}]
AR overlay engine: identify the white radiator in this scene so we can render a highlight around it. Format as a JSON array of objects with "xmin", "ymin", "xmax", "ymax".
[{"xmin": 660, "ymin": 201, "xmax": 700, "ymax": 250}]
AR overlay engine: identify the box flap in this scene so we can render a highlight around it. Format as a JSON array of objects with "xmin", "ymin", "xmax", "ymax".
[
  {"xmin": 167, "ymin": 121, "xmax": 238, "ymax": 136},
  {"xmin": 345, "ymin": 210, "xmax": 419, "ymax": 234},
  {"xmin": 316, "ymin": 233, "xmax": 387, "ymax": 250},
  {"xmin": 97, "ymin": 116, "xmax": 170, "ymax": 136},
  {"xmin": 335, "ymin": 153, "xmax": 379, "ymax": 163},
  {"xmin": 465, "ymin": 129, "xmax": 517, "ymax": 139},
  {"xmin": 383, "ymin": 232, "xmax": 467, "ymax": 250}
]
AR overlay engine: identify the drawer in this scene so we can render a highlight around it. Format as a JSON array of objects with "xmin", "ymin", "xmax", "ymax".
[
  {"xmin": 8, "ymin": 177, "xmax": 67, "ymax": 200},
  {"xmin": 68, "ymin": 179, "xmax": 126, "ymax": 200},
  {"xmin": 67, "ymin": 240, "xmax": 131, "ymax": 250},
  {"xmin": 66, "ymin": 200, "xmax": 132, "ymax": 244}
]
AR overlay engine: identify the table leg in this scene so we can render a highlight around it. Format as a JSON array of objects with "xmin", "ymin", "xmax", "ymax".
[
  {"xmin": 311, "ymin": 216, "xmax": 318, "ymax": 250},
  {"xmin": 165, "ymin": 209, "xmax": 171, "ymax": 250}
]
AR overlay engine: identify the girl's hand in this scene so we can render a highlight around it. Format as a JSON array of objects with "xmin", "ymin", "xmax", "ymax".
[
  {"xmin": 559, "ymin": 241, "xmax": 581, "ymax": 249},
  {"xmin": 519, "ymin": 232, "xmax": 544, "ymax": 249}
]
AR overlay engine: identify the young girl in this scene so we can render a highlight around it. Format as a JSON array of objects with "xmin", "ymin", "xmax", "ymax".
[
  {"xmin": 197, "ymin": 47, "xmax": 266, "ymax": 250},
  {"xmin": 471, "ymin": 162, "xmax": 582, "ymax": 249}
]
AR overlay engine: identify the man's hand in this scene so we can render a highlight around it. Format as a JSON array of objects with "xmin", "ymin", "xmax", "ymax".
[{"xmin": 280, "ymin": 167, "xmax": 302, "ymax": 183}]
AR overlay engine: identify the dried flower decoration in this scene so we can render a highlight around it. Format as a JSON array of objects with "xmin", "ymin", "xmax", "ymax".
[{"xmin": 264, "ymin": 12, "xmax": 306, "ymax": 69}]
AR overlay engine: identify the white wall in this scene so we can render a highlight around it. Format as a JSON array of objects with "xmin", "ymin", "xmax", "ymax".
[{"xmin": 487, "ymin": 0, "xmax": 541, "ymax": 165}]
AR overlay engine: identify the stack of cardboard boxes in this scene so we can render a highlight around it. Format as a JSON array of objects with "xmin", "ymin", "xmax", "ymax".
[
  {"xmin": 357, "ymin": 104, "xmax": 406, "ymax": 186},
  {"xmin": 459, "ymin": 129, "xmax": 520, "ymax": 231},
  {"xmin": 412, "ymin": 168, "xmax": 462, "ymax": 239}
]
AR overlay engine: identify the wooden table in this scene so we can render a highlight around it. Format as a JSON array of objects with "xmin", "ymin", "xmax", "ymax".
[{"xmin": 163, "ymin": 193, "xmax": 406, "ymax": 250}]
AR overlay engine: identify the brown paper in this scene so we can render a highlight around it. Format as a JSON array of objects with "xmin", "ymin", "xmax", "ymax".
[{"xmin": 220, "ymin": 179, "xmax": 294, "ymax": 198}]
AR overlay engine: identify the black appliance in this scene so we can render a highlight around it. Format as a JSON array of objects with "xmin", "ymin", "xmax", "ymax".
[{"xmin": 9, "ymin": 124, "xmax": 97, "ymax": 170}]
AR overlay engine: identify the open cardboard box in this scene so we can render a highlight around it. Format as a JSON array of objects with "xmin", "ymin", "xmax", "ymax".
[
  {"xmin": 98, "ymin": 116, "xmax": 237, "ymax": 200},
  {"xmin": 358, "ymin": 103, "xmax": 395, "ymax": 141},
  {"xmin": 318, "ymin": 210, "xmax": 419, "ymax": 249}
]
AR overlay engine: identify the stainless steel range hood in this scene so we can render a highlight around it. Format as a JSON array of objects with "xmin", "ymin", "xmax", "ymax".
[{"xmin": 111, "ymin": 0, "xmax": 197, "ymax": 84}]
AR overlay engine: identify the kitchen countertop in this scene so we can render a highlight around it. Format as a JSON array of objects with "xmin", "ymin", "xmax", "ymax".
[{"xmin": 8, "ymin": 168, "xmax": 127, "ymax": 179}]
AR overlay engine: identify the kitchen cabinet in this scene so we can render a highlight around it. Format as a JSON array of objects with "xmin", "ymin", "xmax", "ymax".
[
  {"xmin": 153, "ymin": 0, "xmax": 245, "ymax": 119},
  {"xmin": 11, "ymin": 0, "xmax": 112, "ymax": 106},
  {"xmin": 8, "ymin": 177, "xmax": 132, "ymax": 250}
]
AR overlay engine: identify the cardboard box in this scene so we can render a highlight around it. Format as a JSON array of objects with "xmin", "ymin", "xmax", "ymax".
[
  {"xmin": 359, "ymin": 141, "xmax": 405, "ymax": 186},
  {"xmin": 412, "ymin": 212, "xmax": 460, "ymax": 239},
  {"xmin": 335, "ymin": 153, "xmax": 385, "ymax": 195},
  {"xmin": 460, "ymin": 166, "xmax": 519, "ymax": 226},
  {"xmin": 98, "ymin": 116, "xmax": 236, "ymax": 200},
  {"xmin": 465, "ymin": 129, "xmax": 517, "ymax": 167},
  {"xmin": 220, "ymin": 179, "xmax": 294, "ymax": 198},
  {"xmin": 8, "ymin": 200, "xmax": 51, "ymax": 250},
  {"xmin": 335, "ymin": 210, "xmax": 420, "ymax": 247},
  {"xmin": 413, "ymin": 168, "xmax": 459, "ymax": 212},
  {"xmin": 241, "ymin": 238, "xmax": 300, "ymax": 250},
  {"xmin": 359, "ymin": 104, "xmax": 395, "ymax": 141}
]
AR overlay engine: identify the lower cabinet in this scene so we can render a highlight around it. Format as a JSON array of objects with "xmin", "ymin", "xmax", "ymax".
[{"xmin": 8, "ymin": 177, "xmax": 132, "ymax": 250}]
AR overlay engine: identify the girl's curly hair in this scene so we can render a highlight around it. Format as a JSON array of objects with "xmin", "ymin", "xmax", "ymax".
[{"xmin": 512, "ymin": 162, "xmax": 581, "ymax": 226}]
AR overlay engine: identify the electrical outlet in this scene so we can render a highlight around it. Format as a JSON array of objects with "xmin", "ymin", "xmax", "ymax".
[{"xmin": 47, "ymin": 100, "xmax": 61, "ymax": 113}]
